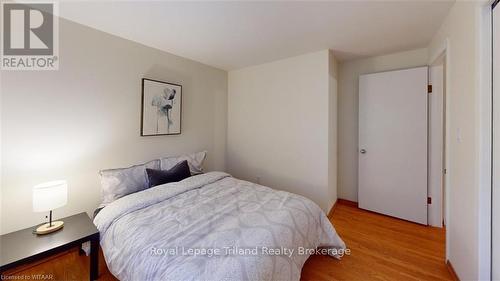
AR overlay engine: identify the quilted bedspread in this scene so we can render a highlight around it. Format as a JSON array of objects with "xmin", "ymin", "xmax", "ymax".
[{"xmin": 94, "ymin": 172, "xmax": 345, "ymax": 281}]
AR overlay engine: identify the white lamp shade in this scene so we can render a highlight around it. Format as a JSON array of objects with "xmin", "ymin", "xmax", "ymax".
[{"xmin": 33, "ymin": 180, "xmax": 68, "ymax": 212}]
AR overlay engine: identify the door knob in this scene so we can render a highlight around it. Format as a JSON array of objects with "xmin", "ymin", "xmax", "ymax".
[{"xmin": 360, "ymin": 149, "xmax": 367, "ymax": 154}]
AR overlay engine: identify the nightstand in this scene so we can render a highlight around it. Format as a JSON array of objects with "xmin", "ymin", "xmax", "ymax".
[{"xmin": 0, "ymin": 212, "xmax": 100, "ymax": 281}]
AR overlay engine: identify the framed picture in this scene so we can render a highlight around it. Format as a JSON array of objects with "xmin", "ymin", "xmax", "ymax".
[{"xmin": 141, "ymin": 78, "xmax": 182, "ymax": 136}]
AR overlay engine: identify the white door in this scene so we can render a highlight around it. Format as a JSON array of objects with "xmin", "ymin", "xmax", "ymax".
[
  {"xmin": 492, "ymin": 2, "xmax": 499, "ymax": 280},
  {"xmin": 359, "ymin": 67, "xmax": 428, "ymax": 225}
]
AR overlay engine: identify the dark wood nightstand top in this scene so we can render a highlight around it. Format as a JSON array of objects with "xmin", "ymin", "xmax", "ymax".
[{"xmin": 0, "ymin": 212, "xmax": 99, "ymax": 271}]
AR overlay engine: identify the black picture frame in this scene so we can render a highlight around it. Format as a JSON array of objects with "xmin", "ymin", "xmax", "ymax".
[{"xmin": 141, "ymin": 78, "xmax": 182, "ymax": 136}]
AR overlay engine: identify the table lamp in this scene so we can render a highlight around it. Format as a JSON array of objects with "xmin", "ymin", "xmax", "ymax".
[{"xmin": 32, "ymin": 180, "xmax": 68, "ymax": 235}]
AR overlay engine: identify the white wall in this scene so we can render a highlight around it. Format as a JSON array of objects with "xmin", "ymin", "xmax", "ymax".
[
  {"xmin": 329, "ymin": 51, "xmax": 339, "ymax": 205},
  {"xmin": 337, "ymin": 48, "xmax": 428, "ymax": 202},
  {"xmin": 0, "ymin": 18, "xmax": 228, "ymax": 234},
  {"xmin": 227, "ymin": 50, "xmax": 338, "ymax": 212},
  {"xmin": 478, "ymin": 4, "xmax": 493, "ymax": 280},
  {"xmin": 427, "ymin": 1, "xmax": 487, "ymax": 280}
]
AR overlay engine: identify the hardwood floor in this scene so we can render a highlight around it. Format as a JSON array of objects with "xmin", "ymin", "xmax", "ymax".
[
  {"xmin": 3, "ymin": 200, "xmax": 451, "ymax": 281},
  {"xmin": 2, "ymin": 248, "xmax": 117, "ymax": 281},
  {"xmin": 301, "ymin": 200, "xmax": 452, "ymax": 281}
]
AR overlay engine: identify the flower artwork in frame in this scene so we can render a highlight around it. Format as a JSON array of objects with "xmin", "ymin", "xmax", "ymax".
[{"xmin": 141, "ymin": 78, "xmax": 182, "ymax": 136}]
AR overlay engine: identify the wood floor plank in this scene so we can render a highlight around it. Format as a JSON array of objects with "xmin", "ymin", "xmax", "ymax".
[{"xmin": 301, "ymin": 202, "xmax": 451, "ymax": 281}]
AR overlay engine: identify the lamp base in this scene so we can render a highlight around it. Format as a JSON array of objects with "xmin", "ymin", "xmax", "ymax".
[{"xmin": 35, "ymin": 221, "xmax": 64, "ymax": 235}]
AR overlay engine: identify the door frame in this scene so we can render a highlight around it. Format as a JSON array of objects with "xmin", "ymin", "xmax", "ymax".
[
  {"xmin": 429, "ymin": 41, "xmax": 451, "ymax": 259},
  {"xmin": 489, "ymin": 1, "xmax": 497, "ymax": 279},
  {"xmin": 428, "ymin": 55, "xmax": 446, "ymax": 228}
]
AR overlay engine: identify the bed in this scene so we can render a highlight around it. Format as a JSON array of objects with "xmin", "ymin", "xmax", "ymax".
[{"xmin": 94, "ymin": 171, "xmax": 346, "ymax": 281}]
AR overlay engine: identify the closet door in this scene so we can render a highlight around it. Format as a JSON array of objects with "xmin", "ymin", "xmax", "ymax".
[
  {"xmin": 358, "ymin": 67, "xmax": 428, "ymax": 225},
  {"xmin": 492, "ymin": 1, "xmax": 499, "ymax": 279}
]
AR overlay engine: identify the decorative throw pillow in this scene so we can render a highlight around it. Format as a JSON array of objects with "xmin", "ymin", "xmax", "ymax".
[
  {"xmin": 160, "ymin": 151, "xmax": 207, "ymax": 175},
  {"xmin": 146, "ymin": 160, "xmax": 191, "ymax": 188},
  {"xmin": 99, "ymin": 159, "xmax": 160, "ymax": 206}
]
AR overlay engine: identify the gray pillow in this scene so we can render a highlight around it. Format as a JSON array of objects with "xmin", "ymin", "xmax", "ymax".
[
  {"xmin": 160, "ymin": 151, "xmax": 206, "ymax": 175},
  {"xmin": 99, "ymin": 159, "xmax": 160, "ymax": 206}
]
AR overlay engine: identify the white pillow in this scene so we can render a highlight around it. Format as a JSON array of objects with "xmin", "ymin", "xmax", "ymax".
[
  {"xmin": 160, "ymin": 151, "xmax": 206, "ymax": 175},
  {"xmin": 99, "ymin": 159, "xmax": 160, "ymax": 206}
]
